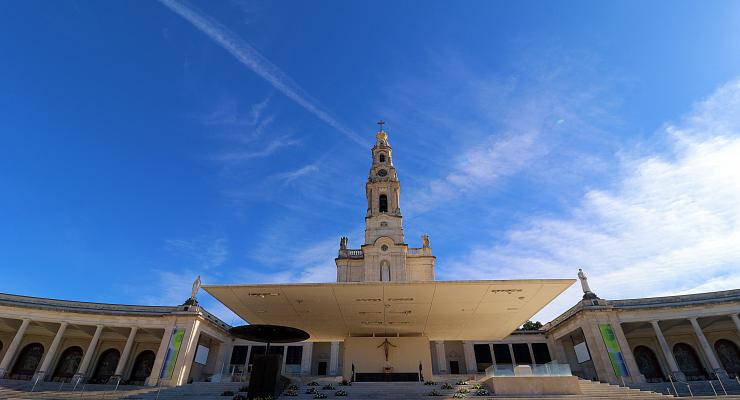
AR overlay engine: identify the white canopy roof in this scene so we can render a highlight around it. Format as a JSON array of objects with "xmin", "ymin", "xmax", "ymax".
[{"xmin": 204, "ymin": 279, "xmax": 573, "ymax": 341}]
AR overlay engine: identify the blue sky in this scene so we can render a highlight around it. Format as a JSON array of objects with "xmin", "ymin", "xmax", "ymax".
[{"xmin": 2, "ymin": 1, "xmax": 740, "ymax": 325}]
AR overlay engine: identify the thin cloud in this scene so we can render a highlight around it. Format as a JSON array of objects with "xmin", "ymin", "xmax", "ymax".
[
  {"xmin": 165, "ymin": 237, "xmax": 229, "ymax": 269},
  {"xmin": 444, "ymin": 78, "xmax": 740, "ymax": 322},
  {"xmin": 272, "ymin": 163, "xmax": 319, "ymax": 183},
  {"xmin": 214, "ymin": 136, "xmax": 301, "ymax": 162},
  {"xmin": 158, "ymin": 0, "xmax": 367, "ymax": 147}
]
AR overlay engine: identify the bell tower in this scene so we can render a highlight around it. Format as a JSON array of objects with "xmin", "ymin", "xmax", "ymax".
[
  {"xmin": 335, "ymin": 121, "xmax": 434, "ymax": 283},
  {"xmin": 365, "ymin": 121, "xmax": 404, "ymax": 245}
]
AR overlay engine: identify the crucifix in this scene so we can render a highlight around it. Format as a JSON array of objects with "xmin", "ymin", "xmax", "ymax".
[
  {"xmin": 377, "ymin": 120, "xmax": 385, "ymax": 131},
  {"xmin": 377, "ymin": 338, "xmax": 396, "ymax": 361}
]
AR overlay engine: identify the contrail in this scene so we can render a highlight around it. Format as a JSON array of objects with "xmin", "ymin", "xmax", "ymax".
[{"xmin": 158, "ymin": 0, "xmax": 368, "ymax": 147}]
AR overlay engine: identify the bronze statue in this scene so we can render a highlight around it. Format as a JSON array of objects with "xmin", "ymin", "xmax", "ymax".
[{"xmin": 377, "ymin": 338, "xmax": 397, "ymax": 362}]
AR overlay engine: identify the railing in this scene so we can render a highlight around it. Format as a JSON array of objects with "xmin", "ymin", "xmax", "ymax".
[
  {"xmin": 484, "ymin": 362, "xmax": 572, "ymax": 377},
  {"xmin": 338, "ymin": 249, "xmax": 365, "ymax": 258},
  {"xmin": 407, "ymin": 248, "xmax": 431, "ymax": 256}
]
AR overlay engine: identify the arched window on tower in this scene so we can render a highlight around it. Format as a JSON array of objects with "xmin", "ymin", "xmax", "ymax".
[
  {"xmin": 380, "ymin": 260, "xmax": 391, "ymax": 281},
  {"xmin": 379, "ymin": 194, "xmax": 388, "ymax": 213},
  {"xmin": 379, "ymin": 153, "xmax": 386, "ymax": 162}
]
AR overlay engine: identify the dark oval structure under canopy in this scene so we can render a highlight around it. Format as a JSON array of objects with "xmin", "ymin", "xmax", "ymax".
[{"xmin": 230, "ymin": 324, "xmax": 309, "ymax": 344}]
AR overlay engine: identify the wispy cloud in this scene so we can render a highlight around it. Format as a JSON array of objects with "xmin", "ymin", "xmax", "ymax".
[
  {"xmin": 202, "ymin": 93, "xmax": 273, "ymax": 131},
  {"xmin": 165, "ymin": 236, "xmax": 228, "ymax": 270},
  {"xmin": 380, "ymin": 55, "xmax": 615, "ymax": 217},
  {"xmin": 214, "ymin": 136, "xmax": 301, "ymax": 162},
  {"xmin": 444, "ymin": 78, "xmax": 740, "ymax": 322},
  {"xmin": 272, "ymin": 163, "xmax": 319, "ymax": 183},
  {"xmin": 158, "ymin": 0, "xmax": 367, "ymax": 147}
]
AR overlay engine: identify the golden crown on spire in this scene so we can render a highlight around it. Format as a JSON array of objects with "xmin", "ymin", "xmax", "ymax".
[{"xmin": 376, "ymin": 120, "xmax": 387, "ymax": 141}]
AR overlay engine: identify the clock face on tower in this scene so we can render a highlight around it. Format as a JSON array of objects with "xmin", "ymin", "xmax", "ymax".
[{"xmin": 377, "ymin": 169, "xmax": 388, "ymax": 177}]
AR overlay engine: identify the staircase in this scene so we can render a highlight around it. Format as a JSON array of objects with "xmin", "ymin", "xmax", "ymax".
[
  {"xmin": 277, "ymin": 378, "xmax": 678, "ymax": 399},
  {"xmin": 631, "ymin": 378, "xmax": 740, "ymax": 397},
  {"xmin": 0, "ymin": 379, "xmax": 243, "ymax": 399},
  {"xmin": 5, "ymin": 377, "xmax": 740, "ymax": 399}
]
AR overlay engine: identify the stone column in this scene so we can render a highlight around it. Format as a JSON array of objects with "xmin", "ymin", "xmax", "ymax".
[
  {"xmin": 609, "ymin": 320, "xmax": 645, "ymax": 383},
  {"xmin": 113, "ymin": 326, "xmax": 139, "ymax": 379},
  {"xmin": 281, "ymin": 345, "xmax": 288, "ymax": 374},
  {"xmin": 328, "ymin": 341, "xmax": 340, "ymax": 376},
  {"xmin": 462, "ymin": 341, "xmax": 477, "ymax": 374},
  {"xmin": 527, "ymin": 343, "xmax": 536, "ymax": 365},
  {"xmin": 730, "ymin": 314, "xmax": 740, "ymax": 338},
  {"xmin": 435, "ymin": 341, "xmax": 447, "ymax": 373},
  {"xmin": 650, "ymin": 320, "xmax": 685, "ymax": 381},
  {"xmin": 688, "ymin": 317, "xmax": 727, "ymax": 379},
  {"xmin": 0, "ymin": 318, "xmax": 31, "ymax": 378},
  {"xmin": 245, "ymin": 345, "xmax": 253, "ymax": 371},
  {"xmin": 35, "ymin": 321, "xmax": 69, "ymax": 381},
  {"xmin": 172, "ymin": 320, "xmax": 201, "ymax": 386},
  {"xmin": 583, "ymin": 322, "xmax": 619, "ymax": 383},
  {"xmin": 74, "ymin": 324, "xmax": 104, "ymax": 383},
  {"xmin": 146, "ymin": 325, "xmax": 174, "ymax": 386},
  {"xmin": 300, "ymin": 342, "xmax": 313, "ymax": 375},
  {"xmin": 508, "ymin": 343, "xmax": 516, "ymax": 365},
  {"xmin": 212, "ymin": 339, "xmax": 233, "ymax": 381}
]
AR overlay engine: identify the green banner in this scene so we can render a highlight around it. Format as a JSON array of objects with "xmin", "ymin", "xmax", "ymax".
[
  {"xmin": 599, "ymin": 323, "xmax": 629, "ymax": 377},
  {"xmin": 160, "ymin": 328, "xmax": 185, "ymax": 379}
]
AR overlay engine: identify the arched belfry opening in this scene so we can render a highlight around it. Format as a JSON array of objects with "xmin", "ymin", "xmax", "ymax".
[
  {"xmin": 379, "ymin": 194, "xmax": 388, "ymax": 213},
  {"xmin": 379, "ymin": 153, "xmax": 386, "ymax": 162}
]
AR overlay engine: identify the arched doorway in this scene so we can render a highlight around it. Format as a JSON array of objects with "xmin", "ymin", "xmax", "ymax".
[
  {"xmin": 633, "ymin": 345, "xmax": 664, "ymax": 382},
  {"xmin": 714, "ymin": 339, "xmax": 740, "ymax": 378},
  {"xmin": 128, "ymin": 350, "xmax": 156, "ymax": 385},
  {"xmin": 52, "ymin": 346, "xmax": 83, "ymax": 382},
  {"xmin": 90, "ymin": 348, "xmax": 120, "ymax": 384},
  {"xmin": 673, "ymin": 343, "xmax": 707, "ymax": 380},
  {"xmin": 10, "ymin": 343, "xmax": 44, "ymax": 380}
]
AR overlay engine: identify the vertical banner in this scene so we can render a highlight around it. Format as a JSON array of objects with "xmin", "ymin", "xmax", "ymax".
[
  {"xmin": 599, "ymin": 323, "xmax": 629, "ymax": 377},
  {"xmin": 160, "ymin": 328, "xmax": 186, "ymax": 379}
]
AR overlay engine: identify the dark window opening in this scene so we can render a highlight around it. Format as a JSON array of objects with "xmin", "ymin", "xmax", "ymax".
[
  {"xmin": 230, "ymin": 346, "xmax": 249, "ymax": 365},
  {"xmin": 249, "ymin": 346, "xmax": 265, "ymax": 364},
  {"xmin": 474, "ymin": 344, "xmax": 493, "ymax": 363},
  {"xmin": 492, "ymin": 344, "xmax": 512, "ymax": 364},
  {"xmin": 532, "ymin": 343, "xmax": 552, "ymax": 364},
  {"xmin": 513, "ymin": 343, "xmax": 532, "ymax": 364},
  {"xmin": 474, "ymin": 344, "xmax": 493, "ymax": 372},
  {"xmin": 379, "ymin": 195, "xmax": 388, "ymax": 213},
  {"xmin": 379, "ymin": 153, "xmax": 386, "ymax": 162},
  {"xmin": 286, "ymin": 346, "xmax": 303, "ymax": 365}
]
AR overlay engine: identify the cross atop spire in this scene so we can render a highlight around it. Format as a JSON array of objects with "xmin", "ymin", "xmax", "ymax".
[{"xmin": 377, "ymin": 120, "xmax": 385, "ymax": 132}]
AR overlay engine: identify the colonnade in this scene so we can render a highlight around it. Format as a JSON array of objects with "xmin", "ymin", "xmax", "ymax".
[
  {"xmin": 552, "ymin": 311, "xmax": 740, "ymax": 384},
  {"xmin": 646, "ymin": 313, "xmax": 740, "ymax": 381},
  {"xmin": 0, "ymin": 315, "xmax": 215, "ymax": 387}
]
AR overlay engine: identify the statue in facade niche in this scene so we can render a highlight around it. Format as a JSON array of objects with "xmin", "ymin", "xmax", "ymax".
[{"xmin": 421, "ymin": 234, "xmax": 430, "ymax": 248}]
